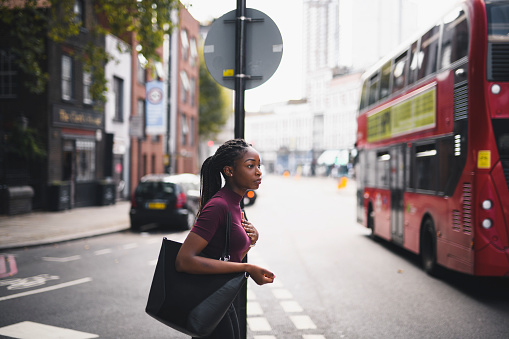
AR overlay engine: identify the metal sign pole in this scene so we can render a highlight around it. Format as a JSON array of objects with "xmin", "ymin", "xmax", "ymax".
[
  {"xmin": 234, "ymin": 4, "xmax": 248, "ymax": 338},
  {"xmin": 235, "ymin": 0, "xmax": 246, "ymax": 140}
]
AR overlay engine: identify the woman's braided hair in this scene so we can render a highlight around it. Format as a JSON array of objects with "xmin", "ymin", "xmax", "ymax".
[{"xmin": 199, "ymin": 139, "xmax": 251, "ymax": 214}]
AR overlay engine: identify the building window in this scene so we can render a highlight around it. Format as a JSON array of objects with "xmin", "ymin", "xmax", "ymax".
[
  {"xmin": 137, "ymin": 54, "xmax": 146, "ymax": 84},
  {"xmin": 181, "ymin": 30, "xmax": 189, "ymax": 61},
  {"xmin": 113, "ymin": 76, "xmax": 124, "ymax": 121},
  {"xmin": 143, "ymin": 154, "xmax": 147, "ymax": 176},
  {"xmin": 190, "ymin": 77, "xmax": 195, "ymax": 107},
  {"xmin": 62, "ymin": 55, "xmax": 73, "ymax": 101},
  {"xmin": 190, "ymin": 38, "xmax": 197, "ymax": 67},
  {"xmin": 76, "ymin": 139, "xmax": 95, "ymax": 182},
  {"xmin": 180, "ymin": 70, "xmax": 189, "ymax": 103},
  {"xmin": 83, "ymin": 71, "xmax": 92, "ymax": 104},
  {"xmin": 137, "ymin": 99, "xmax": 145, "ymax": 139},
  {"xmin": 74, "ymin": 0, "xmax": 84, "ymax": 25},
  {"xmin": 181, "ymin": 114, "xmax": 188, "ymax": 146},
  {"xmin": 190, "ymin": 117, "xmax": 195, "ymax": 146},
  {"xmin": 0, "ymin": 49, "xmax": 17, "ymax": 99}
]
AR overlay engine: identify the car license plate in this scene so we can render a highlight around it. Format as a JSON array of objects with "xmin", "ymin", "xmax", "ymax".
[{"xmin": 147, "ymin": 202, "xmax": 166, "ymax": 210}]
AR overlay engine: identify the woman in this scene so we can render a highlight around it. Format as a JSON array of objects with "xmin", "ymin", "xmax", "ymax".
[{"xmin": 176, "ymin": 139, "xmax": 275, "ymax": 339}]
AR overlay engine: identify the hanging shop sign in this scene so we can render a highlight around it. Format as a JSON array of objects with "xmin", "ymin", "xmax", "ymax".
[{"xmin": 52, "ymin": 104, "xmax": 103, "ymax": 129}]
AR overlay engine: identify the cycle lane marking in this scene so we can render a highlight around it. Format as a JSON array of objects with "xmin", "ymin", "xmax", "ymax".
[
  {"xmin": 0, "ymin": 277, "xmax": 92, "ymax": 302},
  {"xmin": 0, "ymin": 274, "xmax": 60, "ymax": 290}
]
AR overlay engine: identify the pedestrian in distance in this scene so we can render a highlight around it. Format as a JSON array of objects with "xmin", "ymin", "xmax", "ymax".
[{"xmin": 176, "ymin": 138, "xmax": 275, "ymax": 339}]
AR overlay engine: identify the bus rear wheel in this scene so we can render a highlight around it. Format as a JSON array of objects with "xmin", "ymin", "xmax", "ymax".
[{"xmin": 420, "ymin": 218, "xmax": 439, "ymax": 276}]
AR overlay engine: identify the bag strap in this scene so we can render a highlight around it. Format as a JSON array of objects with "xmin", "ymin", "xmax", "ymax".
[{"xmin": 220, "ymin": 206, "xmax": 232, "ymax": 262}]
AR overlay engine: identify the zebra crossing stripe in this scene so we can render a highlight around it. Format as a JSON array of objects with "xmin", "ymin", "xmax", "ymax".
[
  {"xmin": 290, "ymin": 315, "xmax": 317, "ymax": 330},
  {"xmin": 0, "ymin": 321, "xmax": 98, "ymax": 338},
  {"xmin": 247, "ymin": 317, "xmax": 272, "ymax": 332}
]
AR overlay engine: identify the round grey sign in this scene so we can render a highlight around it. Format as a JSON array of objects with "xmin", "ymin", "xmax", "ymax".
[{"xmin": 204, "ymin": 8, "xmax": 283, "ymax": 90}]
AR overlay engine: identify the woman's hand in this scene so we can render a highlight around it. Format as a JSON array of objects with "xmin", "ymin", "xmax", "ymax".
[
  {"xmin": 242, "ymin": 218, "xmax": 259, "ymax": 246},
  {"xmin": 246, "ymin": 264, "xmax": 275, "ymax": 285}
]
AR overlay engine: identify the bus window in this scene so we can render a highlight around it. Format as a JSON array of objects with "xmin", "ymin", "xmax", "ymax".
[
  {"xmin": 437, "ymin": 136, "xmax": 465, "ymax": 196},
  {"xmin": 379, "ymin": 61, "xmax": 392, "ymax": 100},
  {"xmin": 493, "ymin": 119, "xmax": 509, "ymax": 190},
  {"xmin": 441, "ymin": 8, "xmax": 469, "ymax": 69},
  {"xmin": 359, "ymin": 80, "xmax": 368, "ymax": 112},
  {"xmin": 418, "ymin": 24, "xmax": 440, "ymax": 80},
  {"xmin": 392, "ymin": 51, "xmax": 407, "ymax": 93},
  {"xmin": 408, "ymin": 41, "xmax": 419, "ymax": 86},
  {"xmin": 366, "ymin": 150, "xmax": 377, "ymax": 187},
  {"xmin": 486, "ymin": 3, "xmax": 509, "ymax": 81},
  {"xmin": 376, "ymin": 151, "xmax": 390, "ymax": 188},
  {"xmin": 413, "ymin": 144, "xmax": 437, "ymax": 192},
  {"xmin": 487, "ymin": 2, "xmax": 509, "ymax": 40},
  {"xmin": 368, "ymin": 72, "xmax": 380, "ymax": 106}
]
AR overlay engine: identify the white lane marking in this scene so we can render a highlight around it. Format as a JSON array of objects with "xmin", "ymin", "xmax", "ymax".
[
  {"xmin": 254, "ymin": 336, "xmax": 277, "ymax": 339},
  {"xmin": 269, "ymin": 279, "xmax": 285, "ymax": 288},
  {"xmin": 280, "ymin": 300, "xmax": 304, "ymax": 313},
  {"xmin": 0, "ymin": 321, "xmax": 98, "ymax": 339},
  {"xmin": 290, "ymin": 315, "xmax": 317, "ymax": 330},
  {"xmin": 93, "ymin": 249, "xmax": 112, "ymax": 255},
  {"xmin": 145, "ymin": 238, "xmax": 160, "ymax": 244},
  {"xmin": 272, "ymin": 288, "xmax": 293, "ymax": 299},
  {"xmin": 148, "ymin": 259, "xmax": 157, "ymax": 266},
  {"xmin": 122, "ymin": 243, "xmax": 138, "ymax": 250},
  {"xmin": 42, "ymin": 255, "xmax": 81, "ymax": 262},
  {"xmin": 247, "ymin": 301, "xmax": 264, "ymax": 316},
  {"xmin": 247, "ymin": 317, "xmax": 272, "ymax": 332},
  {"xmin": 247, "ymin": 289, "xmax": 257, "ymax": 300},
  {"xmin": 0, "ymin": 277, "xmax": 92, "ymax": 302},
  {"xmin": 303, "ymin": 336, "xmax": 326, "ymax": 339}
]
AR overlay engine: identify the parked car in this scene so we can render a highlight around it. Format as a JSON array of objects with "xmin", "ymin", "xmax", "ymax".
[{"xmin": 129, "ymin": 174, "xmax": 198, "ymax": 231}]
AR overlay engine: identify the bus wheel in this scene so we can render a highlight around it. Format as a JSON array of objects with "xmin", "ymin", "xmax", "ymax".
[
  {"xmin": 420, "ymin": 218, "xmax": 439, "ymax": 276},
  {"xmin": 367, "ymin": 204, "xmax": 376, "ymax": 240}
]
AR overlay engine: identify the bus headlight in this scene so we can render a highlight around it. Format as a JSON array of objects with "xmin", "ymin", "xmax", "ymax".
[
  {"xmin": 482, "ymin": 199, "xmax": 493, "ymax": 210},
  {"xmin": 491, "ymin": 84, "xmax": 501, "ymax": 95},
  {"xmin": 482, "ymin": 218, "xmax": 493, "ymax": 229}
]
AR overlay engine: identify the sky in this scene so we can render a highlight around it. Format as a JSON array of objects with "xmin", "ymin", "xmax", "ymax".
[{"xmin": 184, "ymin": 0, "xmax": 459, "ymax": 112}]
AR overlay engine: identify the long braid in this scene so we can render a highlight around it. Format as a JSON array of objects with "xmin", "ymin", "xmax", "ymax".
[{"xmin": 198, "ymin": 139, "xmax": 251, "ymax": 215}]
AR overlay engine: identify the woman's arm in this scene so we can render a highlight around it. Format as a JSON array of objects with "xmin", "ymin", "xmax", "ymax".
[{"xmin": 176, "ymin": 232, "xmax": 275, "ymax": 285}]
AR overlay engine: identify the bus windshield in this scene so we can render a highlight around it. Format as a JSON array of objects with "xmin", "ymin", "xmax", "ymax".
[{"xmin": 487, "ymin": 3, "xmax": 509, "ymax": 42}]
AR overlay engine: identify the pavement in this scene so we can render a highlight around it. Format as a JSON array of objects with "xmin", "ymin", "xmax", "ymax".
[{"xmin": 0, "ymin": 201, "xmax": 131, "ymax": 250}]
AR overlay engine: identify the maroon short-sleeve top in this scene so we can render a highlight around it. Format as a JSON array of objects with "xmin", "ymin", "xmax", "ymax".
[{"xmin": 190, "ymin": 187, "xmax": 250, "ymax": 263}]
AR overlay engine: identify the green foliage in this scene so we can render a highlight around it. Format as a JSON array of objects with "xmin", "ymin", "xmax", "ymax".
[
  {"xmin": 0, "ymin": 0, "xmax": 179, "ymax": 103},
  {"xmin": 198, "ymin": 47, "xmax": 232, "ymax": 138},
  {"xmin": 0, "ymin": 0, "xmax": 49, "ymax": 94},
  {"xmin": 1, "ymin": 122, "xmax": 47, "ymax": 160}
]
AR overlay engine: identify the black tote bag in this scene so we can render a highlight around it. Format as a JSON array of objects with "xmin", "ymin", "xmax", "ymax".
[{"xmin": 146, "ymin": 209, "xmax": 248, "ymax": 337}]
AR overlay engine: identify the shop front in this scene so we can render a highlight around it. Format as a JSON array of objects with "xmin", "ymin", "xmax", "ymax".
[{"xmin": 50, "ymin": 104, "xmax": 109, "ymax": 209}]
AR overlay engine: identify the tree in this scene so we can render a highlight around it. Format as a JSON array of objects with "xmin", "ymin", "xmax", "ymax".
[
  {"xmin": 0, "ymin": 0, "xmax": 179, "ymax": 106},
  {"xmin": 198, "ymin": 47, "xmax": 232, "ymax": 139}
]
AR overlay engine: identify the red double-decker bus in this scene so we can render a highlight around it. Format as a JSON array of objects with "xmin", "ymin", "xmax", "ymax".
[{"xmin": 355, "ymin": 0, "xmax": 509, "ymax": 276}]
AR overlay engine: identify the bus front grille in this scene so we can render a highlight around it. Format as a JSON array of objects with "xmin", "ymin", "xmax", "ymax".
[
  {"xmin": 488, "ymin": 43, "xmax": 509, "ymax": 81},
  {"xmin": 501, "ymin": 158, "xmax": 509, "ymax": 190},
  {"xmin": 454, "ymin": 82, "xmax": 468, "ymax": 120},
  {"xmin": 462, "ymin": 183, "xmax": 472, "ymax": 234}
]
